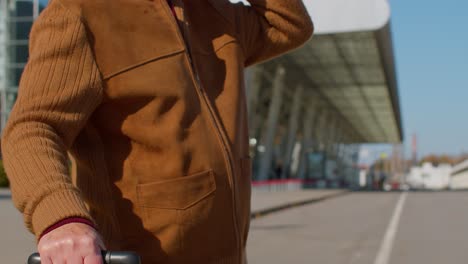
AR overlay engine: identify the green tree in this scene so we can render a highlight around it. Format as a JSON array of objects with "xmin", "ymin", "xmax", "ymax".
[{"xmin": 0, "ymin": 160, "xmax": 9, "ymax": 188}]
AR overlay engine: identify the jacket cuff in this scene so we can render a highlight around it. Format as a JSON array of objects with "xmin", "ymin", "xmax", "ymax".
[
  {"xmin": 31, "ymin": 189, "xmax": 94, "ymax": 241},
  {"xmin": 39, "ymin": 217, "xmax": 96, "ymax": 240}
]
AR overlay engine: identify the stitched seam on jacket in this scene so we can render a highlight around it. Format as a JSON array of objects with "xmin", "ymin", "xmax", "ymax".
[
  {"xmin": 137, "ymin": 188, "xmax": 216, "ymax": 210},
  {"xmin": 192, "ymin": 40, "xmax": 240, "ymax": 56},
  {"xmin": 215, "ymin": 40, "xmax": 239, "ymax": 53},
  {"xmin": 49, "ymin": 0, "xmax": 105, "ymax": 95},
  {"xmin": 103, "ymin": 49, "xmax": 186, "ymax": 80}
]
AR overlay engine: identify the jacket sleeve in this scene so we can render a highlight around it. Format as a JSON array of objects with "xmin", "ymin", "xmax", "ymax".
[
  {"xmin": 214, "ymin": 0, "xmax": 314, "ymax": 66},
  {"xmin": 1, "ymin": 0, "xmax": 102, "ymax": 239}
]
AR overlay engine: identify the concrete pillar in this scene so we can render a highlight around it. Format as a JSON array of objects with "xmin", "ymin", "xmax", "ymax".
[
  {"xmin": 312, "ymin": 110, "xmax": 327, "ymax": 152},
  {"xmin": 305, "ymin": 109, "xmax": 327, "ymax": 180},
  {"xmin": 336, "ymin": 132, "xmax": 349, "ymax": 184},
  {"xmin": 257, "ymin": 66, "xmax": 286, "ymax": 181},
  {"xmin": 296, "ymin": 102, "xmax": 319, "ymax": 180},
  {"xmin": 246, "ymin": 66, "xmax": 262, "ymax": 136},
  {"xmin": 323, "ymin": 116, "xmax": 340, "ymax": 181},
  {"xmin": 325, "ymin": 116, "xmax": 339, "ymax": 159},
  {"xmin": 281, "ymin": 84, "xmax": 304, "ymax": 179}
]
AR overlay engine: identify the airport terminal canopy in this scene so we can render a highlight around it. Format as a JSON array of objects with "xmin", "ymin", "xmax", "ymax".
[{"xmin": 260, "ymin": 0, "xmax": 403, "ymax": 144}]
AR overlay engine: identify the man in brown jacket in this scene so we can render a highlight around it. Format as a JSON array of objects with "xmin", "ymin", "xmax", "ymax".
[{"xmin": 2, "ymin": 0, "xmax": 313, "ymax": 263}]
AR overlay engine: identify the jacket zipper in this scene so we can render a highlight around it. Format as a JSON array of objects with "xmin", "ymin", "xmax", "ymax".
[{"xmin": 161, "ymin": 0, "xmax": 241, "ymax": 253}]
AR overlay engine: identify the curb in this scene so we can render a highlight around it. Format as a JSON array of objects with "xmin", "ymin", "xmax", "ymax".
[
  {"xmin": 0, "ymin": 188, "xmax": 11, "ymax": 200},
  {"xmin": 250, "ymin": 190, "xmax": 350, "ymax": 220},
  {"xmin": 1, "ymin": 188, "xmax": 350, "ymax": 220}
]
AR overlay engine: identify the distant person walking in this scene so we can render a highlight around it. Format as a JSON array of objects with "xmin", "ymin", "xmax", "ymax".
[{"xmin": 1, "ymin": 0, "xmax": 312, "ymax": 263}]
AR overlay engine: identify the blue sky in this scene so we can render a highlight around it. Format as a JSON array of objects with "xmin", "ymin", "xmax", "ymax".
[
  {"xmin": 390, "ymin": 0, "xmax": 468, "ymax": 157},
  {"xmin": 362, "ymin": 0, "xmax": 468, "ymax": 163}
]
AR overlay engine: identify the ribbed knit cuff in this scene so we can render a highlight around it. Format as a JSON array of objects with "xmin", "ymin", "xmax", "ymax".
[
  {"xmin": 39, "ymin": 217, "xmax": 96, "ymax": 240},
  {"xmin": 31, "ymin": 189, "xmax": 94, "ymax": 241}
]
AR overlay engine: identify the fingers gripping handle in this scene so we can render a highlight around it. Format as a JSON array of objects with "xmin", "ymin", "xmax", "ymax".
[{"xmin": 27, "ymin": 251, "xmax": 141, "ymax": 264}]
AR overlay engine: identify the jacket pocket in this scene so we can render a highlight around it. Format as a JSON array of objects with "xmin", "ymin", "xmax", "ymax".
[
  {"xmin": 135, "ymin": 169, "xmax": 217, "ymax": 248},
  {"xmin": 136, "ymin": 169, "xmax": 216, "ymax": 210}
]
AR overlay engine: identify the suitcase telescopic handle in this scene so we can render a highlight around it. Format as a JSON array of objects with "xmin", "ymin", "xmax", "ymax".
[{"xmin": 27, "ymin": 251, "xmax": 141, "ymax": 264}]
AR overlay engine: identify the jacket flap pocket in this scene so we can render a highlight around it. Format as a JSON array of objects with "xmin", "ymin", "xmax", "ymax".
[{"xmin": 136, "ymin": 170, "xmax": 216, "ymax": 210}]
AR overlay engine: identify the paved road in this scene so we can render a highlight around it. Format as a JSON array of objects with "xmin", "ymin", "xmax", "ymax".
[
  {"xmin": 3, "ymin": 190, "xmax": 468, "ymax": 263},
  {"xmin": 247, "ymin": 191, "xmax": 468, "ymax": 264},
  {"xmin": 391, "ymin": 192, "xmax": 468, "ymax": 263}
]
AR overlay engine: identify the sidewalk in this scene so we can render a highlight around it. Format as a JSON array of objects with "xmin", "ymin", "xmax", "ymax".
[{"xmin": 251, "ymin": 189, "xmax": 349, "ymax": 219}]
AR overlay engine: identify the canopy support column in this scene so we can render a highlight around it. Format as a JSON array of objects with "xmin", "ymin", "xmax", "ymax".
[
  {"xmin": 257, "ymin": 66, "xmax": 286, "ymax": 181},
  {"xmin": 281, "ymin": 84, "xmax": 304, "ymax": 179},
  {"xmin": 296, "ymin": 100, "xmax": 319, "ymax": 180}
]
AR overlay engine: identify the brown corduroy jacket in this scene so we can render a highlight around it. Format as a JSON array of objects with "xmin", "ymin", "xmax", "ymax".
[{"xmin": 1, "ymin": 0, "xmax": 313, "ymax": 263}]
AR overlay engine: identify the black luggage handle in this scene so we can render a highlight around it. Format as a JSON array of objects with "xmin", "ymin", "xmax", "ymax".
[{"xmin": 28, "ymin": 251, "xmax": 141, "ymax": 264}]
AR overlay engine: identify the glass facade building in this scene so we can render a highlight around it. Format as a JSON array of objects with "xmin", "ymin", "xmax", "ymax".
[{"xmin": 0, "ymin": 0, "xmax": 47, "ymax": 130}]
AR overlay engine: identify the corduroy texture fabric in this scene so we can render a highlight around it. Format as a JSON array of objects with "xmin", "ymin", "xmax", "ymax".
[{"xmin": 1, "ymin": 0, "xmax": 313, "ymax": 263}]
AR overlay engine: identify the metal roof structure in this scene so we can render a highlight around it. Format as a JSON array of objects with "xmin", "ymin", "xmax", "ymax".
[{"xmin": 251, "ymin": 0, "xmax": 403, "ymax": 144}]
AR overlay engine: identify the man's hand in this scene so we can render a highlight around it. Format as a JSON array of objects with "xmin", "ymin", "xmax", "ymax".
[{"xmin": 38, "ymin": 223, "xmax": 105, "ymax": 264}]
